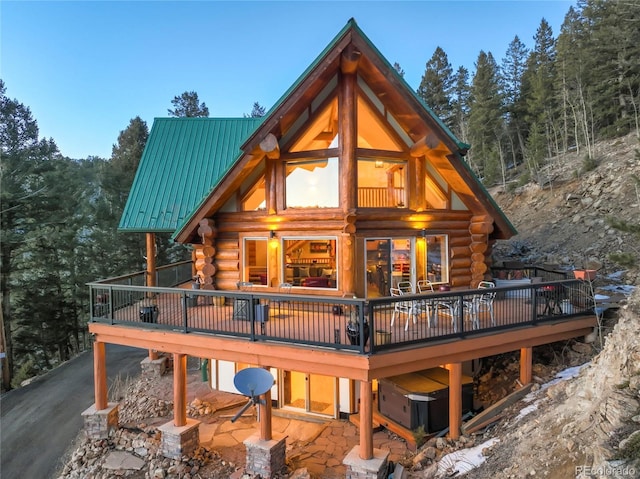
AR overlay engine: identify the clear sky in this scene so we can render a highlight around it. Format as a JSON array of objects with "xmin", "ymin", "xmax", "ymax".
[{"xmin": 2, "ymin": 0, "xmax": 573, "ymax": 160}]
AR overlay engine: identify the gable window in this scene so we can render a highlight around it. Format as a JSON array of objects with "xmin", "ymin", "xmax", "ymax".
[
  {"xmin": 243, "ymin": 238, "xmax": 268, "ymax": 286},
  {"xmin": 285, "ymin": 157, "xmax": 339, "ymax": 208},
  {"xmin": 357, "ymin": 158, "xmax": 407, "ymax": 208},
  {"xmin": 283, "ymin": 237, "xmax": 337, "ymax": 289}
]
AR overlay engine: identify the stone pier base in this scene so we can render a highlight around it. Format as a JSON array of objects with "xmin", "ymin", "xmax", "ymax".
[
  {"xmin": 140, "ymin": 356, "xmax": 168, "ymax": 378},
  {"xmin": 158, "ymin": 419, "xmax": 200, "ymax": 459},
  {"xmin": 343, "ymin": 446, "xmax": 390, "ymax": 479},
  {"xmin": 82, "ymin": 403, "xmax": 119, "ymax": 439},
  {"xmin": 244, "ymin": 433, "xmax": 287, "ymax": 478}
]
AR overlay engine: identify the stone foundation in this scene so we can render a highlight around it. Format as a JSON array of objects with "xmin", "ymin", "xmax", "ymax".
[
  {"xmin": 158, "ymin": 418, "xmax": 200, "ymax": 459},
  {"xmin": 140, "ymin": 356, "xmax": 168, "ymax": 378},
  {"xmin": 343, "ymin": 446, "xmax": 390, "ymax": 479},
  {"xmin": 82, "ymin": 403, "xmax": 119, "ymax": 439},
  {"xmin": 244, "ymin": 432, "xmax": 287, "ymax": 478}
]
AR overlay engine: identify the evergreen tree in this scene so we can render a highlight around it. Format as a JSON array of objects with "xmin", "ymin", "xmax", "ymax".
[
  {"xmin": 417, "ymin": 47, "xmax": 455, "ymax": 128},
  {"xmin": 168, "ymin": 91, "xmax": 209, "ymax": 117},
  {"xmin": 579, "ymin": 0, "xmax": 640, "ymax": 137},
  {"xmin": 556, "ymin": 5, "xmax": 593, "ymax": 156},
  {"xmin": 89, "ymin": 118, "xmax": 149, "ymax": 279},
  {"xmin": 392, "ymin": 62, "xmax": 405, "ymax": 78},
  {"xmin": 0, "ymin": 80, "xmax": 63, "ymax": 388},
  {"xmin": 500, "ymin": 35, "xmax": 530, "ymax": 169},
  {"xmin": 244, "ymin": 101, "xmax": 266, "ymax": 118},
  {"xmin": 524, "ymin": 19, "xmax": 559, "ymax": 159},
  {"xmin": 451, "ymin": 66, "xmax": 471, "ymax": 144},
  {"xmin": 468, "ymin": 51, "xmax": 504, "ymax": 185}
]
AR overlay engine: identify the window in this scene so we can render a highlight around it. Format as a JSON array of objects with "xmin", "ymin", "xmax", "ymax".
[
  {"xmin": 357, "ymin": 158, "xmax": 407, "ymax": 207},
  {"xmin": 243, "ymin": 238, "xmax": 268, "ymax": 285},
  {"xmin": 285, "ymin": 158, "xmax": 339, "ymax": 208},
  {"xmin": 417, "ymin": 234, "xmax": 449, "ymax": 284},
  {"xmin": 282, "ymin": 237, "xmax": 337, "ymax": 289}
]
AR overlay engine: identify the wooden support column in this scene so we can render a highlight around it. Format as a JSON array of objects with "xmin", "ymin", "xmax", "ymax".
[
  {"xmin": 447, "ymin": 363, "xmax": 462, "ymax": 440},
  {"xmin": 259, "ymin": 389, "xmax": 273, "ymax": 441},
  {"xmin": 359, "ymin": 380, "xmax": 374, "ymax": 460},
  {"xmin": 94, "ymin": 341, "xmax": 108, "ymax": 410},
  {"xmin": 520, "ymin": 347, "xmax": 533, "ymax": 385},
  {"xmin": 265, "ymin": 158, "xmax": 277, "ymax": 215},
  {"xmin": 339, "ymin": 65, "xmax": 357, "ymax": 212},
  {"xmin": 145, "ymin": 232, "xmax": 156, "ymax": 287},
  {"xmin": 173, "ymin": 353, "xmax": 187, "ymax": 427},
  {"xmin": 146, "ymin": 233, "xmax": 158, "ymax": 360}
]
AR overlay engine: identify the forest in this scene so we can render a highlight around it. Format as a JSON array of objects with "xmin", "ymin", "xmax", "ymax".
[{"xmin": 1, "ymin": 0, "xmax": 638, "ymax": 391}]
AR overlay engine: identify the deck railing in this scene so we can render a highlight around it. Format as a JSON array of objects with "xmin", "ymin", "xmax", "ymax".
[{"xmin": 88, "ymin": 275, "xmax": 596, "ymax": 355}]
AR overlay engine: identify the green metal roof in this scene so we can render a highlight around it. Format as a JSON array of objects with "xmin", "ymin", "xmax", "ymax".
[{"xmin": 118, "ymin": 117, "xmax": 263, "ymax": 232}]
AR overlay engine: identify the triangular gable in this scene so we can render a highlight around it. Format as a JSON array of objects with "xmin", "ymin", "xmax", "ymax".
[
  {"xmin": 173, "ymin": 19, "xmax": 516, "ymax": 243},
  {"xmin": 119, "ymin": 117, "xmax": 263, "ymax": 232}
]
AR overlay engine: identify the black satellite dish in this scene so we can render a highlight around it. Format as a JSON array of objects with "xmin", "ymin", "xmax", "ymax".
[{"xmin": 231, "ymin": 367, "xmax": 275, "ymax": 423}]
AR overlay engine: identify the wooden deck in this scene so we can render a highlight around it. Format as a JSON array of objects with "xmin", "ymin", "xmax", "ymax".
[{"xmin": 92, "ymin": 280, "xmax": 596, "ymax": 356}]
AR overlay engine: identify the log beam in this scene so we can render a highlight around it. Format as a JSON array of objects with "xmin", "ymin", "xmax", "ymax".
[
  {"xmin": 447, "ymin": 363, "xmax": 462, "ymax": 440},
  {"xmin": 410, "ymin": 132, "xmax": 441, "ymax": 157},
  {"xmin": 173, "ymin": 353, "xmax": 187, "ymax": 427},
  {"xmin": 340, "ymin": 44, "xmax": 361, "ymax": 74},
  {"xmin": 520, "ymin": 347, "xmax": 533, "ymax": 385},
  {"xmin": 94, "ymin": 341, "xmax": 108, "ymax": 410},
  {"xmin": 359, "ymin": 380, "xmax": 373, "ymax": 460},
  {"xmin": 259, "ymin": 133, "xmax": 280, "ymax": 160}
]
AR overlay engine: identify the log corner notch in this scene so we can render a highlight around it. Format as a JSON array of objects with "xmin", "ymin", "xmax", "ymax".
[
  {"xmin": 469, "ymin": 215, "xmax": 494, "ymax": 287},
  {"xmin": 194, "ymin": 219, "xmax": 217, "ymax": 290},
  {"xmin": 340, "ymin": 44, "xmax": 362, "ymax": 74},
  {"xmin": 410, "ymin": 132, "xmax": 445, "ymax": 158}
]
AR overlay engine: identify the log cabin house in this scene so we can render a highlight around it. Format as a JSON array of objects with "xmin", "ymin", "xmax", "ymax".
[{"xmin": 89, "ymin": 19, "xmax": 597, "ymax": 477}]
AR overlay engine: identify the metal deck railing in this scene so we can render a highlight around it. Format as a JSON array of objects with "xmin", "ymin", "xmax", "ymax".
[{"xmin": 89, "ymin": 265, "xmax": 595, "ymax": 355}]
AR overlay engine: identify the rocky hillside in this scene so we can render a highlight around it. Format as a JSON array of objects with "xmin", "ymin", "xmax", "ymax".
[{"xmin": 491, "ymin": 132, "xmax": 640, "ymax": 287}]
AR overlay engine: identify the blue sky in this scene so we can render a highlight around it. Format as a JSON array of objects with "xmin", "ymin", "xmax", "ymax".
[{"xmin": 2, "ymin": 1, "xmax": 573, "ymax": 160}]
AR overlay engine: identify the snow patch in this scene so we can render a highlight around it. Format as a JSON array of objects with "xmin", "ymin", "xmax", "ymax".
[{"xmin": 437, "ymin": 438, "xmax": 500, "ymax": 476}]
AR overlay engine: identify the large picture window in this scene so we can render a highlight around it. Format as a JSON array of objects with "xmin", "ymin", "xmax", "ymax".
[
  {"xmin": 243, "ymin": 238, "xmax": 268, "ymax": 286},
  {"xmin": 282, "ymin": 237, "xmax": 337, "ymax": 289}
]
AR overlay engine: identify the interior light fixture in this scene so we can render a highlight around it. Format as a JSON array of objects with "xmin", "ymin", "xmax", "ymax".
[
  {"xmin": 374, "ymin": 160, "xmax": 384, "ymax": 168},
  {"xmin": 270, "ymin": 230, "xmax": 276, "ymax": 239}
]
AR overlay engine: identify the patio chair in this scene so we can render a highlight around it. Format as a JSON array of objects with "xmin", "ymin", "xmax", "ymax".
[
  {"xmin": 271, "ymin": 282, "xmax": 292, "ymax": 318},
  {"xmin": 416, "ymin": 280, "xmax": 435, "ymax": 327},
  {"xmin": 461, "ymin": 280, "xmax": 496, "ymax": 330},
  {"xmin": 390, "ymin": 287, "xmax": 417, "ymax": 331},
  {"xmin": 397, "ymin": 281, "xmax": 414, "ymax": 294}
]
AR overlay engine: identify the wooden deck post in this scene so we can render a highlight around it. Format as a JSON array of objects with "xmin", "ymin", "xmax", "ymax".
[
  {"xmin": 520, "ymin": 347, "xmax": 533, "ymax": 384},
  {"xmin": 146, "ymin": 232, "xmax": 156, "ymax": 287},
  {"xmin": 259, "ymin": 389, "xmax": 273, "ymax": 441},
  {"xmin": 447, "ymin": 363, "xmax": 462, "ymax": 440},
  {"xmin": 146, "ymin": 232, "xmax": 158, "ymax": 360},
  {"xmin": 94, "ymin": 341, "xmax": 108, "ymax": 410},
  {"xmin": 173, "ymin": 353, "xmax": 187, "ymax": 427},
  {"xmin": 359, "ymin": 380, "xmax": 373, "ymax": 460}
]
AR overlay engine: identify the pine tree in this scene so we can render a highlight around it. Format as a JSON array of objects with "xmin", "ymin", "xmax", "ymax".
[
  {"xmin": 468, "ymin": 51, "xmax": 504, "ymax": 185},
  {"xmin": 452, "ymin": 66, "xmax": 471, "ymax": 144},
  {"xmin": 244, "ymin": 102, "xmax": 266, "ymax": 118},
  {"xmin": 90, "ymin": 117, "xmax": 149, "ymax": 279},
  {"xmin": 168, "ymin": 91, "xmax": 209, "ymax": 117},
  {"xmin": 417, "ymin": 47, "xmax": 455, "ymax": 128},
  {"xmin": 524, "ymin": 19, "xmax": 559, "ymax": 159},
  {"xmin": 500, "ymin": 35, "xmax": 530, "ymax": 169}
]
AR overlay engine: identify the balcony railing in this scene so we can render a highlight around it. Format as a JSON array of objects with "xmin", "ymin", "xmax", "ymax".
[{"xmin": 89, "ymin": 273, "xmax": 596, "ymax": 355}]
